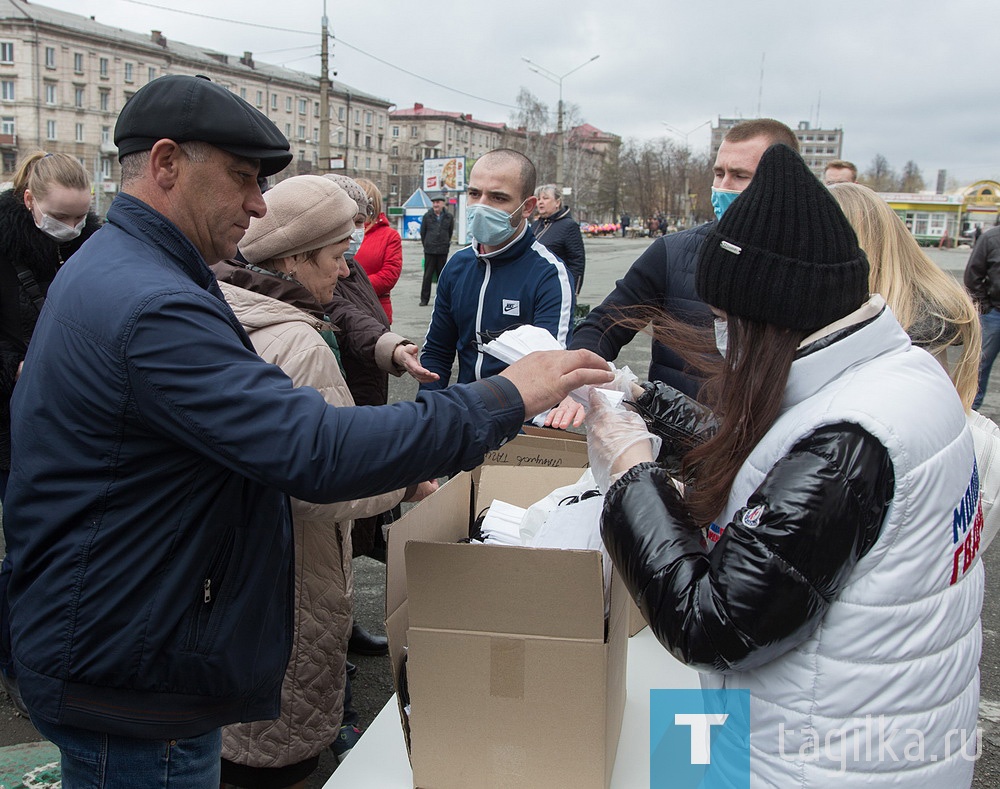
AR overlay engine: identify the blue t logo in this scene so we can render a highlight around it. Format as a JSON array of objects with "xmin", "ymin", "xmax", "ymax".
[{"xmin": 650, "ymin": 689, "xmax": 750, "ymax": 788}]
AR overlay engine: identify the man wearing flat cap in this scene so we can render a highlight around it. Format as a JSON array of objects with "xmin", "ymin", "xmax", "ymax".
[{"xmin": 2, "ymin": 74, "xmax": 612, "ymax": 786}]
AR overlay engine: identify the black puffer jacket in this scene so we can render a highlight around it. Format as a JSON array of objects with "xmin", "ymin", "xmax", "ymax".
[
  {"xmin": 532, "ymin": 206, "xmax": 586, "ymax": 290},
  {"xmin": 602, "ymin": 384, "xmax": 894, "ymax": 672},
  {"xmin": 570, "ymin": 223, "xmax": 714, "ymax": 397},
  {"xmin": 964, "ymin": 224, "xmax": 1000, "ymax": 312},
  {"xmin": 0, "ymin": 189, "xmax": 101, "ymax": 469}
]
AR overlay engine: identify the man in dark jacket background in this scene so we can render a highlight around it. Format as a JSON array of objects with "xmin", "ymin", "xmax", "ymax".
[
  {"xmin": 3, "ymin": 76, "xmax": 611, "ymax": 787},
  {"xmin": 964, "ymin": 221, "xmax": 1000, "ymax": 408},
  {"xmin": 418, "ymin": 194, "xmax": 454, "ymax": 306}
]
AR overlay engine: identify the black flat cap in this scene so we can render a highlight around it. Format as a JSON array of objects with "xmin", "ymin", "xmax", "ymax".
[{"xmin": 114, "ymin": 75, "xmax": 292, "ymax": 177}]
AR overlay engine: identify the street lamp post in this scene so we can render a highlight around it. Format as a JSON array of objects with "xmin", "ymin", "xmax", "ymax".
[
  {"xmin": 318, "ymin": 0, "xmax": 330, "ymax": 173},
  {"xmin": 522, "ymin": 55, "xmax": 599, "ymax": 186},
  {"xmin": 661, "ymin": 120, "xmax": 711, "ymax": 228}
]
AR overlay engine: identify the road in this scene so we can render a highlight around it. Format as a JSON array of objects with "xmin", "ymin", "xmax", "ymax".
[{"xmin": 0, "ymin": 237, "xmax": 996, "ymax": 788}]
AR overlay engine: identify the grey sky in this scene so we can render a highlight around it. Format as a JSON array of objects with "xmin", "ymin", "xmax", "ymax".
[{"xmin": 41, "ymin": 0, "xmax": 1000, "ymax": 186}]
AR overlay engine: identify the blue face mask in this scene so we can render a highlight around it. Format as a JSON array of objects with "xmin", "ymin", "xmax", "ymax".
[
  {"xmin": 711, "ymin": 188, "xmax": 741, "ymax": 221},
  {"xmin": 467, "ymin": 199, "xmax": 526, "ymax": 247}
]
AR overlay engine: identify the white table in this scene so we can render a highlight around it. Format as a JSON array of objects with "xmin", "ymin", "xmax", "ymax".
[{"xmin": 323, "ymin": 627, "xmax": 701, "ymax": 788}]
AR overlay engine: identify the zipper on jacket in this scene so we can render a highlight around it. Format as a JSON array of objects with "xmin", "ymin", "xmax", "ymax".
[{"xmin": 187, "ymin": 525, "xmax": 237, "ymax": 652}]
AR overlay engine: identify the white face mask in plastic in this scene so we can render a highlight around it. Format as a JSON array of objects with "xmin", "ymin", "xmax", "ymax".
[
  {"xmin": 36, "ymin": 213, "xmax": 85, "ymax": 242},
  {"xmin": 714, "ymin": 317, "xmax": 728, "ymax": 358}
]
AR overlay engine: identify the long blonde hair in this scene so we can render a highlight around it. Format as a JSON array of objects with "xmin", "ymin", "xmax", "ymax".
[
  {"xmin": 12, "ymin": 151, "xmax": 90, "ymax": 200},
  {"xmin": 830, "ymin": 182, "xmax": 981, "ymax": 410}
]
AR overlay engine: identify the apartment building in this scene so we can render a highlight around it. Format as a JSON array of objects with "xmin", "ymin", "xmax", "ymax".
[
  {"xmin": 0, "ymin": 0, "xmax": 391, "ymax": 211},
  {"xmin": 710, "ymin": 117, "xmax": 844, "ymax": 178},
  {"xmin": 387, "ymin": 103, "xmax": 514, "ymax": 204}
]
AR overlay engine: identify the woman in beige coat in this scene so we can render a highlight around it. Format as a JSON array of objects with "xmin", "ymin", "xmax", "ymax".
[{"xmin": 213, "ymin": 175, "xmax": 434, "ymax": 789}]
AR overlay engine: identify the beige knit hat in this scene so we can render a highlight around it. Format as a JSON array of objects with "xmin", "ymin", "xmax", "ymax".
[
  {"xmin": 239, "ymin": 175, "xmax": 356, "ymax": 264},
  {"xmin": 323, "ymin": 173, "xmax": 371, "ymax": 217}
]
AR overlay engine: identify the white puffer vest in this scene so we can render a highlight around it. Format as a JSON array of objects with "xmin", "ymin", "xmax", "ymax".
[{"xmin": 707, "ymin": 301, "xmax": 983, "ymax": 788}]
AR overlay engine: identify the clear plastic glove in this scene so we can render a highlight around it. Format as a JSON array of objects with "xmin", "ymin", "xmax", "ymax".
[
  {"xmin": 585, "ymin": 389, "xmax": 661, "ymax": 493},
  {"xmin": 544, "ymin": 395, "xmax": 587, "ymax": 429}
]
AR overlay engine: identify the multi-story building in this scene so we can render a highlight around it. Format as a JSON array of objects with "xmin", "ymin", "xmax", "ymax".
[
  {"xmin": 0, "ymin": 0, "xmax": 391, "ymax": 212},
  {"xmin": 710, "ymin": 117, "xmax": 844, "ymax": 178},
  {"xmin": 387, "ymin": 103, "xmax": 512, "ymax": 204}
]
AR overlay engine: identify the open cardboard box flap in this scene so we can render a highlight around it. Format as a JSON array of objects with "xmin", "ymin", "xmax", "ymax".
[{"xmin": 406, "ymin": 541, "xmax": 605, "ymax": 640}]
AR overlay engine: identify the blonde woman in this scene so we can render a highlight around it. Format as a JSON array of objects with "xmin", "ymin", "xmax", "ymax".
[{"xmin": 829, "ymin": 182, "xmax": 980, "ymax": 410}]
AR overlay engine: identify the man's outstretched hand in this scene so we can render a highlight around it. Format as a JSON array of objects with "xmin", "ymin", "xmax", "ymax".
[{"xmin": 499, "ymin": 349, "xmax": 613, "ymax": 420}]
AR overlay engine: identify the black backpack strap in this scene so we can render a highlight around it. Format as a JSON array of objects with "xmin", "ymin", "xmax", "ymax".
[{"xmin": 13, "ymin": 263, "xmax": 46, "ymax": 312}]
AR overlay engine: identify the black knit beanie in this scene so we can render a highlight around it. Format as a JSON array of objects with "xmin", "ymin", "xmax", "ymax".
[{"xmin": 696, "ymin": 143, "xmax": 869, "ymax": 332}]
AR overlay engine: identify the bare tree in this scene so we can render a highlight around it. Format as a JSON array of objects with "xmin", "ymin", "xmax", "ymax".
[
  {"xmin": 898, "ymin": 160, "xmax": 926, "ymax": 193},
  {"xmin": 861, "ymin": 154, "xmax": 898, "ymax": 192}
]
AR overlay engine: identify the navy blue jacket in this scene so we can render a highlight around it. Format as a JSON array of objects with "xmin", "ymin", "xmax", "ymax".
[
  {"xmin": 420, "ymin": 225, "xmax": 575, "ymax": 389},
  {"xmin": 4, "ymin": 193, "xmax": 525, "ymax": 739},
  {"xmin": 570, "ymin": 223, "xmax": 714, "ymax": 397}
]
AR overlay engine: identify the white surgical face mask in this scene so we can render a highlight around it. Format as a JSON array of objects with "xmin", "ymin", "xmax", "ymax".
[
  {"xmin": 36, "ymin": 213, "xmax": 85, "ymax": 243},
  {"xmin": 714, "ymin": 317, "xmax": 728, "ymax": 358},
  {"xmin": 346, "ymin": 227, "xmax": 365, "ymax": 258}
]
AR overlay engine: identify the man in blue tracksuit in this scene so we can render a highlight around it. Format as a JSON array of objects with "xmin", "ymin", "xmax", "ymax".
[
  {"xmin": 419, "ymin": 149, "xmax": 575, "ymax": 390},
  {"xmin": 2, "ymin": 78, "xmax": 611, "ymax": 788}
]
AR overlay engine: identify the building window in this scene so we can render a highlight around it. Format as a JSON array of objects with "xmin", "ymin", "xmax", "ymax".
[
  {"xmin": 74, "ymin": 53, "xmax": 84, "ymax": 73},
  {"xmin": 297, "ymin": 124, "xmax": 306, "ymax": 140},
  {"xmin": 99, "ymin": 90, "xmax": 110, "ymax": 112},
  {"xmin": 337, "ymin": 130, "xmax": 343, "ymax": 144},
  {"xmin": 271, "ymin": 94, "xmax": 278, "ymax": 110},
  {"xmin": 284, "ymin": 123, "xmax": 291, "ymax": 136},
  {"xmin": 45, "ymin": 47, "xmax": 55, "ymax": 69},
  {"xmin": 239, "ymin": 87, "xmax": 246, "ymax": 100},
  {"xmin": 354, "ymin": 109, "xmax": 360, "ymax": 124},
  {"xmin": 352, "ymin": 155, "xmax": 358, "ymax": 168},
  {"xmin": 75, "ymin": 122, "xmax": 84, "ymax": 142},
  {"xmin": 148, "ymin": 66, "xmax": 156, "ymax": 82},
  {"xmin": 74, "ymin": 87, "xmax": 84, "ymax": 107},
  {"xmin": 101, "ymin": 126, "xmax": 110, "ymax": 144},
  {"xmin": 365, "ymin": 111, "xmax": 372, "ymax": 126},
  {"xmin": 338, "ymin": 106, "xmax": 345, "ymax": 121},
  {"xmin": 124, "ymin": 63, "xmax": 133, "ymax": 83},
  {"xmin": 298, "ymin": 98, "xmax": 307, "ymax": 115},
  {"xmin": 45, "ymin": 83, "xmax": 56, "ymax": 105},
  {"xmin": 1, "ymin": 116, "xmax": 14, "ymax": 135},
  {"xmin": 256, "ymin": 90, "xmax": 263, "ymax": 107},
  {"xmin": 410, "ymin": 126, "xmax": 417, "ymax": 137},
  {"xmin": 0, "ymin": 80, "xmax": 13, "ymax": 101},
  {"xmin": 391, "ymin": 163, "xmax": 398, "ymax": 175},
  {"xmin": 392, "ymin": 126, "xmax": 399, "ymax": 138},
  {"xmin": 101, "ymin": 158, "xmax": 111, "ymax": 179},
  {"xmin": 99, "ymin": 57, "xmax": 108, "ymax": 78},
  {"xmin": 391, "ymin": 145, "xmax": 398, "ymax": 156},
  {"xmin": 365, "ymin": 135, "xmax": 371, "ymax": 149},
  {"xmin": 365, "ymin": 156, "xmax": 371, "ymax": 169},
  {"xmin": 314, "ymin": 101, "xmax": 319, "ymax": 117},
  {"xmin": 46, "ymin": 120, "xmax": 56, "ymax": 140},
  {"xmin": 0, "ymin": 43, "xmax": 13, "ymax": 64},
  {"xmin": 377, "ymin": 157, "xmax": 382, "ymax": 170},
  {"xmin": 378, "ymin": 114, "xmax": 384, "ymax": 128},
  {"xmin": 2, "ymin": 151, "xmax": 15, "ymax": 173},
  {"xmin": 312, "ymin": 126, "xmax": 318, "ymax": 141},
  {"xmin": 298, "ymin": 149, "xmax": 305, "ymax": 161},
  {"xmin": 285, "ymin": 96, "xmax": 292, "ymax": 112}
]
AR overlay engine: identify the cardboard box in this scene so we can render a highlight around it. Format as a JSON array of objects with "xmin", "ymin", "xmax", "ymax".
[
  {"xmin": 480, "ymin": 430, "xmax": 646, "ymax": 638},
  {"xmin": 386, "ymin": 466, "xmax": 628, "ymax": 789},
  {"xmin": 480, "ymin": 425, "xmax": 589, "ymax": 470}
]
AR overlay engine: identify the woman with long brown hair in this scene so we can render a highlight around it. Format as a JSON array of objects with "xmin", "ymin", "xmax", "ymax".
[{"xmin": 588, "ymin": 145, "xmax": 982, "ymax": 787}]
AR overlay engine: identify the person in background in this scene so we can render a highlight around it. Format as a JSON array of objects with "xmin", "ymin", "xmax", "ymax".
[
  {"xmin": 546, "ymin": 119, "xmax": 799, "ymax": 428},
  {"xmin": 419, "ymin": 194, "xmax": 454, "ymax": 306},
  {"xmin": 531, "ymin": 184, "xmax": 587, "ymax": 294},
  {"xmin": 589, "ymin": 144, "xmax": 981, "ymax": 787},
  {"xmin": 620, "ymin": 212, "xmax": 630, "ymax": 238},
  {"xmin": 353, "ymin": 178, "xmax": 401, "ymax": 324},
  {"xmin": 419, "ymin": 148, "xmax": 575, "ymax": 390},
  {"xmin": 830, "ymin": 182, "xmax": 980, "ymax": 410},
  {"xmin": 0, "ymin": 152, "xmax": 101, "ymax": 502},
  {"xmin": 0, "ymin": 151, "xmax": 102, "ymax": 716},
  {"xmin": 823, "ymin": 158, "xmax": 858, "ymax": 185},
  {"xmin": 3, "ymin": 74, "xmax": 612, "ymax": 786},
  {"xmin": 963, "ymin": 221, "xmax": 1000, "ymax": 409},
  {"xmin": 212, "ymin": 175, "xmax": 435, "ymax": 788}
]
